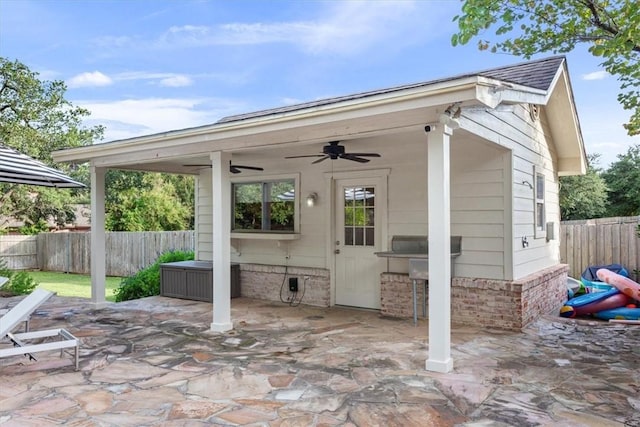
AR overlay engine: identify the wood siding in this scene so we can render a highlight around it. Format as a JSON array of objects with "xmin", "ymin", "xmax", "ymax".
[{"xmin": 460, "ymin": 104, "xmax": 561, "ymax": 280}]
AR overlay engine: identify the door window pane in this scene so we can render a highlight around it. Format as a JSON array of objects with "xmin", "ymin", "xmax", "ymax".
[{"xmin": 343, "ymin": 186, "xmax": 375, "ymax": 247}]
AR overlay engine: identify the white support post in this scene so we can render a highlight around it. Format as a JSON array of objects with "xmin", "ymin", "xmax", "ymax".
[
  {"xmin": 426, "ymin": 124, "xmax": 453, "ymax": 373},
  {"xmin": 210, "ymin": 151, "xmax": 233, "ymax": 332},
  {"xmin": 90, "ymin": 165, "xmax": 107, "ymax": 307}
]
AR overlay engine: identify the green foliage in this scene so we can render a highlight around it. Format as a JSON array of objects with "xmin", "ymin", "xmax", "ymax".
[
  {"xmin": 602, "ymin": 143, "xmax": 640, "ymax": 216},
  {"xmin": 5, "ymin": 271, "xmax": 38, "ymax": 295},
  {"xmin": 0, "ymin": 258, "xmax": 12, "ymax": 282},
  {"xmin": 106, "ymin": 172, "xmax": 194, "ymax": 231},
  {"xmin": 19, "ymin": 219, "xmax": 50, "ymax": 235},
  {"xmin": 0, "ymin": 57, "xmax": 102, "ymax": 230},
  {"xmin": 559, "ymin": 154, "xmax": 609, "ymax": 220},
  {"xmin": 114, "ymin": 250, "xmax": 194, "ymax": 302},
  {"xmin": 0, "ymin": 259, "xmax": 38, "ymax": 295},
  {"xmin": 105, "ymin": 171, "xmax": 194, "ymax": 231},
  {"xmin": 452, "ymin": 0, "xmax": 640, "ymax": 136}
]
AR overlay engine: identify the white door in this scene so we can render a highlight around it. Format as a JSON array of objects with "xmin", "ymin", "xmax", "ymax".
[{"xmin": 335, "ymin": 178, "xmax": 383, "ymax": 309}]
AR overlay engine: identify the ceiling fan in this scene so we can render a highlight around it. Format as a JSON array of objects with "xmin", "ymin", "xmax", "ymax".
[
  {"xmin": 285, "ymin": 141, "xmax": 381, "ymax": 164},
  {"xmin": 183, "ymin": 160, "xmax": 264, "ymax": 174}
]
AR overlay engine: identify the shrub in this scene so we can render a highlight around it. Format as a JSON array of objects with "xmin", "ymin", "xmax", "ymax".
[
  {"xmin": 5, "ymin": 271, "xmax": 38, "ymax": 295},
  {"xmin": 114, "ymin": 250, "xmax": 194, "ymax": 302}
]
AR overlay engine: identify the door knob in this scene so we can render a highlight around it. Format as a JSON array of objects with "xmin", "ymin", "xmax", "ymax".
[{"xmin": 334, "ymin": 249, "xmax": 340, "ymax": 254}]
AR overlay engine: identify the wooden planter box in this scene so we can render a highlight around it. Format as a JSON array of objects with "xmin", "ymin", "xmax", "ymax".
[{"xmin": 160, "ymin": 261, "xmax": 240, "ymax": 302}]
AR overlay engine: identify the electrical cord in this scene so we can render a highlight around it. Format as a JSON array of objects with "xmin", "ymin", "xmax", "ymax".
[
  {"xmin": 289, "ymin": 276, "xmax": 306, "ymax": 307},
  {"xmin": 278, "ymin": 258, "xmax": 307, "ymax": 306},
  {"xmin": 279, "ymin": 263, "xmax": 289, "ymax": 303}
]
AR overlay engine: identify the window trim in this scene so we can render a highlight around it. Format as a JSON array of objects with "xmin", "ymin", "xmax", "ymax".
[
  {"xmin": 231, "ymin": 173, "xmax": 300, "ymax": 234},
  {"xmin": 533, "ymin": 165, "xmax": 546, "ymax": 239}
]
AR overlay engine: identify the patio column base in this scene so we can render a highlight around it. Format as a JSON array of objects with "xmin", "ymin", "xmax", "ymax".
[
  {"xmin": 426, "ymin": 357, "xmax": 453, "ymax": 373},
  {"xmin": 89, "ymin": 301, "xmax": 111, "ymax": 309},
  {"xmin": 210, "ymin": 322, "xmax": 233, "ymax": 333}
]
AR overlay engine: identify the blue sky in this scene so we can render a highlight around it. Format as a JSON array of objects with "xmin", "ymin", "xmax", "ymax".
[{"xmin": 1, "ymin": 0, "xmax": 637, "ymax": 167}]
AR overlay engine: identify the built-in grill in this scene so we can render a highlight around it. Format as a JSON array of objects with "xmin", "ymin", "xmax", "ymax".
[{"xmin": 375, "ymin": 235, "xmax": 462, "ymax": 325}]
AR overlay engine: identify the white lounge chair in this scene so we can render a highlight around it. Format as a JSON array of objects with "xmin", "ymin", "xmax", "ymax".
[
  {"xmin": 0, "ymin": 276, "xmax": 33, "ymax": 332},
  {"xmin": 0, "ymin": 289, "xmax": 79, "ymax": 370}
]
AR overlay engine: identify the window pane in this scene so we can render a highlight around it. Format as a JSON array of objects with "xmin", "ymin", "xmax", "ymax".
[
  {"xmin": 536, "ymin": 174, "xmax": 544, "ymax": 200},
  {"xmin": 354, "ymin": 227, "xmax": 364, "ymax": 245},
  {"xmin": 233, "ymin": 183, "xmax": 262, "ymax": 230},
  {"xmin": 365, "ymin": 228, "xmax": 374, "ymax": 246},
  {"xmin": 267, "ymin": 180, "xmax": 295, "ymax": 231},
  {"xmin": 366, "ymin": 208, "xmax": 374, "ymax": 226},
  {"xmin": 536, "ymin": 203, "xmax": 545, "ymax": 229},
  {"xmin": 233, "ymin": 179, "xmax": 295, "ymax": 232},
  {"xmin": 365, "ymin": 187, "xmax": 375, "ymax": 206},
  {"xmin": 345, "ymin": 228, "xmax": 354, "ymax": 245}
]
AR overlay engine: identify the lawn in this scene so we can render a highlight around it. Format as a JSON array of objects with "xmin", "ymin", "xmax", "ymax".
[{"xmin": 29, "ymin": 271, "xmax": 123, "ymax": 302}]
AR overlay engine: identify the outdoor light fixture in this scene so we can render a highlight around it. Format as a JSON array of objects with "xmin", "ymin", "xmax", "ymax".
[{"xmin": 306, "ymin": 192, "xmax": 318, "ymax": 207}]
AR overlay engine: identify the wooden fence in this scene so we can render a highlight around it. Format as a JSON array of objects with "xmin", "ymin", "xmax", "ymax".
[
  {"xmin": 2, "ymin": 217, "xmax": 639, "ymax": 280},
  {"xmin": 1, "ymin": 231, "xmax": 195, "ymax": 277},
  {"xmin": 0, "ymin": 235, "xmax": 38, "ymax": 270},
  {"xmin": 560, "ymin": 216, "xmax": 640, "ymax": 280}
]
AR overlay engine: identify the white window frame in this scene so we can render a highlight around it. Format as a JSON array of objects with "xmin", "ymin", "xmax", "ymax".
[
  {"xmin": 231, "ymin": 173, "xmax": 300, "ymax": 234},
  {"xmin": 534, "ymin": 165, "xmax": 546, "ymax": 239}
]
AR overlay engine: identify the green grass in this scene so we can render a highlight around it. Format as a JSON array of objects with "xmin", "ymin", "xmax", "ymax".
[{"xmin": 29, "ymin": 271, "xmax": 123, "ymax": 302}]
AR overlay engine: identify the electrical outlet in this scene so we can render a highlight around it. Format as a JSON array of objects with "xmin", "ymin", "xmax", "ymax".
[{"xmin": 288, "ymin": 277, "xmax": 298, "ymax": 292}]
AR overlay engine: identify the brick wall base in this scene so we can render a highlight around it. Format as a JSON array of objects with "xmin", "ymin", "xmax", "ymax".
[
  {"xmin": 239, "ymin": 264, "xmax": 331, "ymax": 307},
  {"xmin": 381, "ymin": 264, "xmax": 568, "ymax": 330}
]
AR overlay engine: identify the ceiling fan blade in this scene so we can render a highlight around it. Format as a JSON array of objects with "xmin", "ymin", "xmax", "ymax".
[
  {"xmin": 233, "ymin": 165, "xmax": 264, "ymax": 171},
  {"xmin": 345, "ymin": 153, "xmax": 381, "ymax": 158},
  {"xmin": 341, "ymin": 154, "xmax": 371, "ymax": 163},
  {"xmin": 312, "ymin": 155, "xmax": 330, "ymax": 164},
  {"xmin": 285, "ymin": 154, "xmax": 325, "ymax": 159}
]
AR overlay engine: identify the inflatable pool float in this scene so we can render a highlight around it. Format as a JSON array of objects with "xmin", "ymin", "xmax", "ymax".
[
  {"xmin": 593, "ymin": 306, "xmax": 640, "ymax": 321},
  {"xmin": 559, "ymin": 288, "xmax": 631, "ymax": 318},
  {"xmin": 566, "ymin": 277, "xmax": 588, "ymax": 299},
  {"xmin": 581, "ymin": 264, "xmax": 629, "ymax": 292},
  {"xmin": 596, "ymin": 268, "xmax": 640, "ymax": 302}
]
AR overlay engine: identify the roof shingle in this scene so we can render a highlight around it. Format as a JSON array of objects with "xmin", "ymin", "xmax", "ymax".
[{"xmin": 217, "ymin": 56, "xmax": 565, "ymax": 124}]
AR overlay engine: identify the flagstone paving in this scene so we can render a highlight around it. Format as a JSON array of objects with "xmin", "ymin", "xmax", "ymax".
[{"xmin": 1, "ymin": 295, "xmax": 638, "ymax": 426}]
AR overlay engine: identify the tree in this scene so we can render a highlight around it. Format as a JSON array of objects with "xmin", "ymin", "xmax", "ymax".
[
  {"xmin": 0, "ymin": 57, "xmax": 103, "ymax": 230},
  {"xmin": 106, "ymin": 172, "xmax": 193, "ymax": 231},
  {"xmin": 452, "ymin": 0, "xmax": 640, "ymax": 136},
  {"xmin": 559, "ymin": 154, "xmax": 609, "ymax": 220},
  {"xmin": 602, "ymin": 143, "xmax": 640, "ymax": 216}
]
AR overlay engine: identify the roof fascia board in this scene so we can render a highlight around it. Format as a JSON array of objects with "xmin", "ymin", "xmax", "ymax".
[
  {"xmin": 475, "ymin": 76, "xmax": 547, "ymax": 108},
  {"xmin": 54, "ymin": 79, "xmax": 481, "ymax": 164}
]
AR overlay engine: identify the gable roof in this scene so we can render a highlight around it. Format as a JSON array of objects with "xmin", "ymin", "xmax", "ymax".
[{"xmin": 218, "ymin": 56, "xmax": 565, "ymax": 124}]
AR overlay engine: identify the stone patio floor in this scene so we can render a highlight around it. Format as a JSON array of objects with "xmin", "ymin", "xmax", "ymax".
[{"xmin": 0, "ymin": 295, "xmax": 638, "ymax": 426}]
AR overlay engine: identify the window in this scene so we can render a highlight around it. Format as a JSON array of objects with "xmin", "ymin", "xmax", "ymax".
[
  {"xmin": 343, "ymin": 186, "xmax": 375, "ymax": 246},
  {"xmin": 534, "ymin": 166, "xmax": 546, "ymax": 239},
  {"xmin": 232, "ymin": 178, "xmax": 296, "ymax": 232}
]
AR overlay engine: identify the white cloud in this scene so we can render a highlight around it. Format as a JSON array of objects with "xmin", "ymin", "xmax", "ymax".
[
  {"xmin": 67, "ymin": 71, "xmax": 113, "ymax": 88},
  {"xmin": 159, "ymin": 75, "xmax": 192, "ymax": 87},
  {"xmin": 96, "ymin": 1, "xmax": 452, "ymax": 55},
  {"xmin": 582, "ymin": 70, "xmax": 609, "ymax": 81},
  {"xmin": 77, "ymin": 97, "xmax": 244, "ymax": 142}
]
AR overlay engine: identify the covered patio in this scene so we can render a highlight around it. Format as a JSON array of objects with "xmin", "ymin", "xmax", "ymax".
[{"xmin": 1, "ymin": 294, "xmax": 637, "ymax": 426}]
